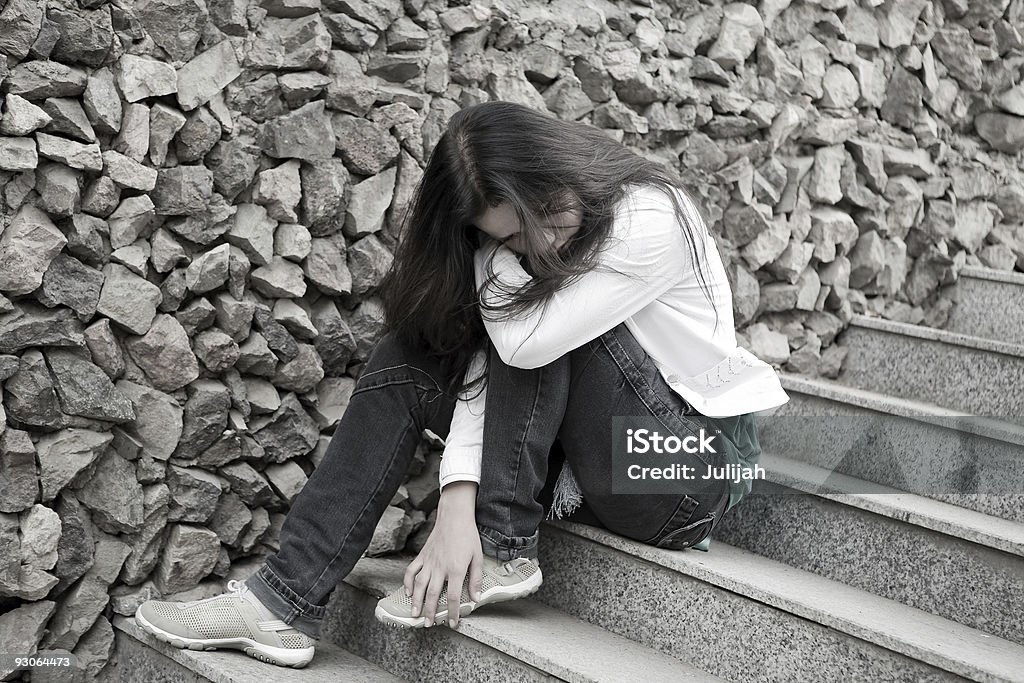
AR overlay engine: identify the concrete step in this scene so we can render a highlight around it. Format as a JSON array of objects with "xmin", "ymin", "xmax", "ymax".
[
  {"xmin": 768, "ymin": 373, "xmax": 1024, "ymax": 522},
  {"xmin": 321, "ymin": 555, "xmax": 725, "ymax": 683},
  {"xmin": 836, "ymin": 314, "xmax": 1024, "ymax": 417},
  {"xmin": 946, "ymin": 267, "xmax": 1024, "ymax": 345},
  {"xmin": 537, "ymin": 521, "xmax": 1024, "ymax": 683},
  {"xmin": 110, "ymin": 615, "xmax": 401, "ymax": 682},
  {"xmin": 713, "ymin": 452, "xmax": 1024, "ymax": 645}
]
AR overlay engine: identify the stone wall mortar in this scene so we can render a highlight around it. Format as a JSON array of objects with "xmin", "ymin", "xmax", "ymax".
[{"xmin": 0, "ymin": 0, "xmax": 1022, "ymax": 677}]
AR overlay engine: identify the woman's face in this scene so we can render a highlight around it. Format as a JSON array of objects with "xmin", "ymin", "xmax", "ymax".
[{"xmin": 474, "ymin": 200, "xmax": 583, "ymax": 255}]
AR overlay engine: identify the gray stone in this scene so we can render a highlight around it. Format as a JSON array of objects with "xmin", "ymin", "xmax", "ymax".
[
  {"xmin": 261, "ymin": 100, "xmax": 333, "ymax": 161},
  {"xmin": 52, "ymin": 492, "xmax": 95, "ymax": 592},
  {"xmin": 348, "ymin": 234, "xmax": 394, "ymax": 296},
  {"xmin": 0, "ymin": 0, "xmax": 44, "ymax": 61},
  {"xmin": 930, "ymin": 26, "xmax": 984, "ymax": 91},
  {"xmin": 45, "ymin": 348, "xmax": 136, "ymax": 423},
  {"xmin": 310, "ymin": 299, "xmax": 356, "ymax": 375},
  {"xmin": 3, "ymin": 350, "xmax": 64, "ymax": 430},
  {"xmin": 877, "ymin": 0, "xmax": 927, "ymax": 48},
  {"xmin": 112, "ymin": 103, "xmax": 150, "ymax": 162},
  {"xmin": 253, "ymin": 160, "xmax": 301, "ymax": 223},
  {"xmin": 278, "ymin": 71, "xmax": 332, "ymax": 107},
  {"xmin": 35, "ymin": 160, "xmax": 81, "ymax": 216},
  {"xmin": 116, "ymin": 54, "xmax": 178, "ymax": 103},
  {"xmin": 881, "ymin": 63, "xmax": 924, "ymax": 129},
  {"xmin": 41, "ymin": 97, "xmax": 96, "ymax": 143},
  {"xmin": 185, "ymin": 243, "xmax": 231, "ymax": 294},
  {"xmin": 167, "ymin": 465, "xmax": 225, "ymax": 523},
  {"xmin": 174, "ymin": 298, "xmax": 216, "ymax": 338},
  {"xmin": 708, "ymin": 3, "xmax": 764, "ymax": 70},
  {"xmin": 741, "ymin": 217, "xmax": 791, "ymax": 271},
  {"xmin": 251, "ymin": 256, "xmax": 307, "ymax": 297},
  {"xmin": 39, "ymin": 254, "xmax": 103, "ymax": 319},
  {"xmin": 124, "ymin": 314, "xmax": 201, "ymax": 392},
  {"xmin": 235, "ymin": 332, "xmax": 278, "ymax": 377},
  {"xmin": 218, "ymin": 461, "xmax": 274, "ymax": 506},
  {"xmin": 1, "ymin": 93, "xmax": 51, "ymax": 135},
  {"xmin": 35, "ymin": 133, "xmax": 101, "ymax": 171},
  {"xmin": 0, "ymin": 601, "xmax": 56, "ymax": 679},
  {"xmin": 975, "ymin": 112, "xmax": 1024, "ymax": 154},
  {"xmin": 176, "ymin": 40, "xmax": 242, "ymax": 111},
  {"xmin": 7, "ymin": 60, "xmax": 87, "ymax": 99},
  {"xmin": 152, "ymin": 165, "xmax": 215, "ymax": 215},
  {"xmin": 102, "ymin": 150, "xmax": 157, "ymax": 192},
  {"xmin": 135, "ymin": 0, "xmax": 208, "ymax": 62},
  {"xmin": 115, "ymin": 381, "xmax": 183, "ymax": 462},
  {"xmin": 244, "ymin": 376, "xmax": 281, "ymax": 415},
  {"xmin": 0, "ymin": 136, "xmax": 37, "ymax": 171},
  {"xmin": 207, "ymin": 135, "xmax": 260, "ymax": 200},
  {"xmin": 344, "ymin": 167, "xmax": 396, "ymax": 238},
  {"xmin": 49, "ymin": 6, "xmax": 113, "ymax": 67},
  {"xmin": 309, "ymin": 375, "xmax": 354, "ymax": 428},
  {"xmin": 252, "ymin": 392, "xmax": 319, "ymax": 462},
  {"xmin": 272, "ymin": 343, "xmax": 323, "ymax": 392},
  {"xmin": 96, "ymin": 263, "xmax": 161, "ymax": 335},
  {"xmin": 301, "ymin": 157, "xmax": 349, "ymax": 235},
  {"xmin": 304, "ymin": 232, "xmax": 352, "ymax": 296},
  {"xmin": 193, "ymin": 328, "xmax": 240, "ymax": 372},
  {"xmin": 334, "ymin": 116, "xmax": 400, "ymax": 176},
  {"xmin": 154, "ymin": 524, "xmax": 221, "ymax": 594},
  {"xmin": 149, "ymin": 103, "xmax": 187, "ymax": 166},
  {"xmin": 82, "ymin": 68, "xmax": 122, "ymax": 135},
  {"xmin": 175, "ymin": 106, "xmax": 221, "ymax": 163},
  {"xmin": 263, "ymin": 460, "xmax": 308, "ymax": 503},
  {"xmin": 246, "ymin": 15, "xmax": 331, "ymax": 70},
  {"xmin": 808, "ymin": 145, "xmax": 844, "ymax": 205},
  {"xmin": 19, "ymin": 503, "xmax": 61, "ymax": 570},
  {"xmin": 272, "ymin": 299, "xmax": 316, "ymax": 341},
  {"xmin": 809, "ymin": 208, "xmax": 859, "ymax": 262},
  {"xmin": 227, "ymin": 203, "xmax": 277, "ymax": 265},
  {"xmin": 207, "ymin": 492, "xmax": 252, "ymax": 547},
  {"xmin": 745, "ymin": 322, "xmax": 790, "ymax": 365},
  {"xmin": 108, "ymin": 195, "xmax": 156, "ymax": 249},
  {"xmin": 81, "ymin": 176, "xmax": 120, "ymax": 218},
  {"xmin": 0, "ymin": 204, "xmax": 67, "ymax": 296},
  {"xmin": 211, "ymin": 292, "xmax": 255, "ymax": 342},
  {"xmin": 171, "ymin": 380, "xmax": 231, "ymax": 461},
  {"xmin": 76, "ymin": 450, "xmax": 144, "ymax": 533},
  {"xmin": 0, "ymin": 428, "xmax": 37, "ymax": 513}
]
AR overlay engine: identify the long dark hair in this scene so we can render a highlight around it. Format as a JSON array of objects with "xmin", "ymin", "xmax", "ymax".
[{"xmin": 378, "ymin": 101, "xmax": 718, "ymax": 399}]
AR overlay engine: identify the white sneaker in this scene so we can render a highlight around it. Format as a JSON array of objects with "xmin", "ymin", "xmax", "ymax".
[
  {"xmin": 374, "ymin": 556, "xmax": 543, "ymax": 628},
  {"xmin": 135, "ymin": 579, "xmax": 316, "ymax": 668}
]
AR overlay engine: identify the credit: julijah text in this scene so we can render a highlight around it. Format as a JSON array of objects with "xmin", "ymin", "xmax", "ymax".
[{"xmin": 623, "ymin": 428, "xmax": 765, "ymax": 484}]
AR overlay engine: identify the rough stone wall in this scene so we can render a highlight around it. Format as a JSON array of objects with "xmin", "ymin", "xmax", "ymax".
[{"xmin": 0, "ymin": 0, "xmax": 1022, "ymax": 677}]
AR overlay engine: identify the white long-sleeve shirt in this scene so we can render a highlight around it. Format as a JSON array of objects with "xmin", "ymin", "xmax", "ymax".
[{"xmin": 437, "ymin": 182, "xmax": 790, "ymax": 489}]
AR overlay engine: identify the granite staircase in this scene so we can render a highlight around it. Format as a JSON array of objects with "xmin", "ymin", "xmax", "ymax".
[{"xmin": 115, "ymin": 266, "xmax": 1024, "ymax": 681}]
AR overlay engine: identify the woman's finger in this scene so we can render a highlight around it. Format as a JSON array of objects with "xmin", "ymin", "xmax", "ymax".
[
  {"xmin": 410, "ymin": 564, "xmax": 430, "ymax": 618},
  {"xmin": 421, "ymin": 571, "xmax": 445, "ymax": 628},
  {"xmin": 403, "ymin": 556, "xmax": 423, "ymax": 599},
  {"xmin": 468, "ymin": 551, "xmax": 484, "ymax": 603},
  {"xmin": 446, "ymin": 568, "xmax": 468, "ymax": 628}
]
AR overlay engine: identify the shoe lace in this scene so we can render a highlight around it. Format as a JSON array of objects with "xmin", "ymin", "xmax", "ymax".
[{"xmin": 227, "ymin": 578, "xmax": 249, "ymax": 600}]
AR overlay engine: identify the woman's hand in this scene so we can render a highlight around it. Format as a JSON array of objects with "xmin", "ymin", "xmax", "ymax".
[{"xmin": 402, "ymin": 481, "xmax": 483, "ymax": 628}]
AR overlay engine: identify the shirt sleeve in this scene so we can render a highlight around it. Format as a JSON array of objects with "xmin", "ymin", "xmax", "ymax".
[
  {"xmin": 438, "ymin": 347, "xmax": 487, "ymax": 490},
  {"xmin": 474, "ymin": 185, "xmax": 693, "ymax": 369}
]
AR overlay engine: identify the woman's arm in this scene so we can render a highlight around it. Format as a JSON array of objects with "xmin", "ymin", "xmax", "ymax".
[
  {"xmin": 437, "ymin": 348, "xmax": 487, "ymax": 488},
  {"xmin": 474, "ymin": 187, "xmax": 694, "ymax": 369},
  {"xmin": 405, "ymin": 348, "xmax": 488, "ymax": 629}
]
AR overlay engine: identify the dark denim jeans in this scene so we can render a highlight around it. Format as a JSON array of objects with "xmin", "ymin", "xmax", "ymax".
[{"xmin": 245, "ymin": 322, "xmax": 732, "ymax": 639}]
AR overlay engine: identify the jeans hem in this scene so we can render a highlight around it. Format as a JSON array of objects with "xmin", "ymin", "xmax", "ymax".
[
  {"xmin": 245, "ymin": 563, "xmax": 326, "ymax": 640},
  {"xmin": 478, "ymin": 526, "xmax": 539, "ymax": 561}
]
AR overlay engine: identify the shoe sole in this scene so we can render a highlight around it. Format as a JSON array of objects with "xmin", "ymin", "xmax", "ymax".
[
  {"xmin": 374, "ymin": 566, "xmax": 544, "ymax": 628},
  {"xmin": 134, "ymin": 608, "xmax": 315, "ymax": 668}
]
